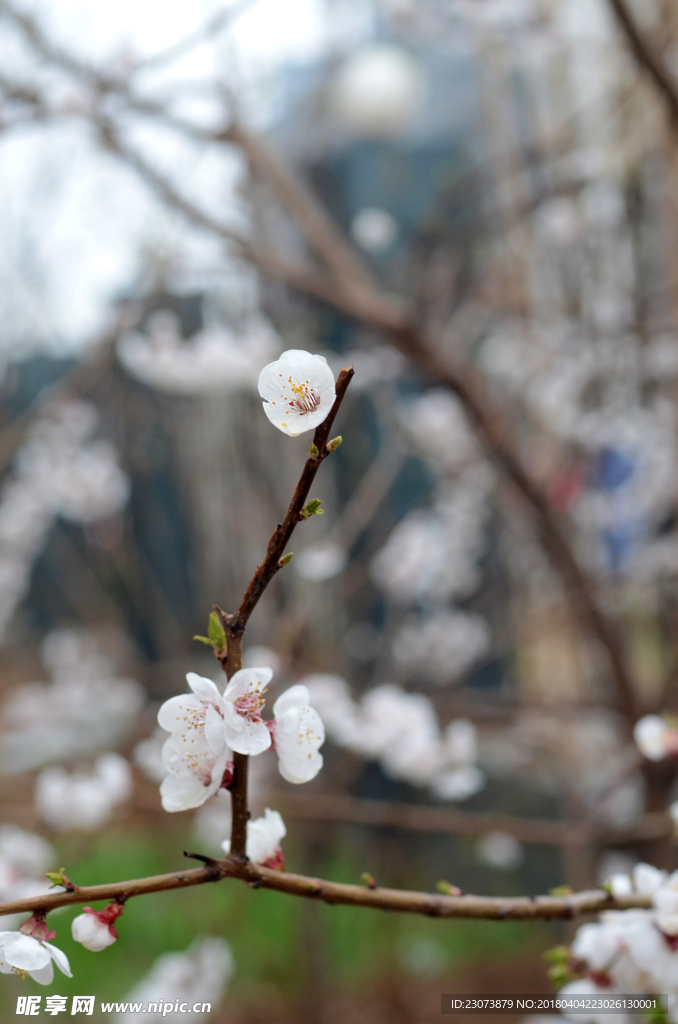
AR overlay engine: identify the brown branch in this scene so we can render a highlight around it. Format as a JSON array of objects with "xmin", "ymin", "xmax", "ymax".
[
  {"xmin": 223, "ymin": 123, "xmax": 376, "ymax": 293},
  {"xmin": 95, "ymin": 117, "xmax": 636, "ymax": 721},
  {"xmin": 607, "ymin": 0, "xmax": 678, "ymax": 129},
  {"xmin": 0, "ymin": 854, "xmax": 653, "ymax": 921},
  {"xmin": 216, "ymin": 368, "xmax": 353, "ymax": 855}
]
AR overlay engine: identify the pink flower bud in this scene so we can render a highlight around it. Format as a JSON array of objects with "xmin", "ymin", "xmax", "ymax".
[{"xmin": 71, "ymin": 902, "xmax": 124, "ymax": 951}]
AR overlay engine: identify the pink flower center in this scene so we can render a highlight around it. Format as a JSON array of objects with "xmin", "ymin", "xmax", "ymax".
[
  {"xmin": 288, "ymin": 383, "xmax": 320, "ymax": 414},
  {"xmin": 234, "ymin": 691, "xmax": 266, "ymax": 724},
  {"xmin": 263, "ymin": 847, "xmax": 285, "ymax": 871}
]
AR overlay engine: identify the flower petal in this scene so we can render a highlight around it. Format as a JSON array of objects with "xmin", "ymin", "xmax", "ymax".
[
  {"xmin": 224, "ymin": 667, "xmax": 273, "ymax": 702},
  {"xmin": 2, "ymin": 933, "xmax": 50, "ymax": 971},
  {"xmin": 157, "ymin": 694, "xmax": 204, "ymax": 735},
  {"xmin": 279, "ymin": 750, "xmax": 323, "ymax": 784},
  {"xmin": 43, "ymin": 941, "xmax": 72, "ymax": 977},
  {"xmin": 273, "ymin": 685, "xmax": 311, "ymax": 719},
  {"xmin": 29, "ymin": 961, "xmax": 54, "ymax": 985},
  {"xmin": 186, "ymin": 673, "xmax": 224, "ymax": 706},
  {"xmin": 160, "ymin": 773, "xmax": 209, "ymax": 812},
  {"xmin": 204, "ymin": 703, "xmax": 227, "ymax": 756},
  {"xmin": 226, "ymin": 719, "xmax": 271, "ymax": 756}
]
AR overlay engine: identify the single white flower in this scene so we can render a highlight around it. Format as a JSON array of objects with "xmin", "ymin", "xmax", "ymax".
[
  {"xmin": 0, "ymin": 915, "xmax": 71, "ymax": 985},
  {"xmin": 159, "ymin": 735, "xmax": 231, "ymax": 812},
  {"xmin": 633, "ymin": 715, "xmax": 678, "ymax": 761},
  {"xmin": 272, "ymin": 685, "xmax": 324, "ymax": 783},
  {"xmin": 72, "ymin": 902, "xmax": 123, "ymax": 952},
  {"xmin": 258, "ymin": 350, "xmax": 336, "ymax": 436},
  {"xmin": 158, "ymin": 672, "xmax": 227, "ymax": 755},
  {"xmin": 222, "ymin": 668, "xmax": 273, "ymax": 756},
  {"xmin": 157, "ymin": 671, "xmax": 233, "ymax": 812},
  {"xmin": 222, "ymin": 808, "xmax": 287, "ymax": 867}
]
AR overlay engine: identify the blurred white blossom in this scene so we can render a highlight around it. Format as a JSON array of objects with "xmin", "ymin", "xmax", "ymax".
[
  {"xmin": 476, "ymin": 831, "xmax": 524, "ymax": 870},
  {"xmin": 0, "ymin": 629, "xmax": 145, "ymax": 773},
  {"xmin": 118, "ymin": 310, "xmax": 279, "ymax": 394},
  {"xmin": 115, "ymin": 936, "xmax": 233, "ymax": 1023},
  {"xmin": 633, "ymin": 715, "xmax": 678, "ymax": 762},
  {"xmin": 36, "ymin": 753, "xmax": 132, "ymax": 831},
  {"xmin": 0, "ymin": 401, "xmax": 129, "ymax": 639},
  {"xmin": 304, "ymin": 676, "xmax": 484, "ymax": 800},
  {"xmin": 392, "ymin": 610, "xmax": 490, "ymax": 686}
]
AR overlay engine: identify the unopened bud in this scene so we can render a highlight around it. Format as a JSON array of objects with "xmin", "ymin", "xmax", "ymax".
[
  {"xmin": 46, "ymin": 867, "xmax": 76, "ymax": 892},
  {"xmin": 548, "ymin": 964, "xmax": 574, "ymax": 990},
  {"xmin": 300, "ymin": 498, "xmax": 324, "ymax": 520},
  {"xmin": 361, "ymin": 872, "xmax": 377, "ymax": 889},
  {"xmin": 543, "ymin": 946, "xmax": 571, "ymax": 965},
  {"xmin": 326, "ymin": 436, "xmax": 342, "ymax": 454},
  {"xmin": 436, "ymin": 880, "xmax": 463, "ymax": 896},
  {"xmin": 309, "ymin": 442, "xmax": 319, "ymax": 459},
  {"xmin": 208, "ymin": 611, "xmax": 227, "ymax": 654},
  {"xmin": 279, "ymin": 552, "xmax": 294, "ymax": 567}
]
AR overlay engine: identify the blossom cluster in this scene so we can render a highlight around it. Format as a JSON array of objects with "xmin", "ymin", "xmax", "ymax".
[
  {"xmin": 0, "ymin": 401, "xmax": 129, "ymax": 640},
  {"xmin": 304, "ymin": 675, "xmax": 484, "ymax": 800},
  {"xmin": 36, "ymin": 752, "xmax": 132, "ymax": 831},
  {"xmin": 156, "ymin": 669, "xmax": 324, "ymax": 811},
  {"xmin": 0, "ymin": 629, "xmax": 145, "ymax": 773},
  {"xmin": 0, "ymin": 825, "xmax": 56, "ymax": 928},
  {"xmin": 562, "ymin": 864, "xmax": 678, "ymax": 1020},
  {"xmin": 371, "ymin": 390, "xmax": 493, "ymax": 686},
  {"xmin": 118, "ymin": 309, "xmax": 280, "ymax": 395}
]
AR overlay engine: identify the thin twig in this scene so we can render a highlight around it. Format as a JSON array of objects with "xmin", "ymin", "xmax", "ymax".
[
  {"xmin": 607, "ymin": 0, "xmax": 678, "ymax": 129},
  {"xmin": 218, "ymin": 367, "xmax": 353, "ymax": 856}
]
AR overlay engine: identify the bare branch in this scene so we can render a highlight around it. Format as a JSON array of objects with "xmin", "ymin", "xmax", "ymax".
[
  {"xmin": 607, "ymin": 0, "xmax": 678, "ymax": 129},
  {"xmin": 0, "ymin": 855, "xmax": 653, "ymax": 921}
]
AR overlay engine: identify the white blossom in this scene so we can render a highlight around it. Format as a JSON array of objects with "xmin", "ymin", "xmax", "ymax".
[
  {"xmin": 392, "ymin": 610, "xmax": 490, "ymax": 686},
  {"xmin": 566, "ymin": 862, "xmax": 678, "ymax": 1011},
  {"xmin": 634, "ymin": 715, "xmax": 678, "ymax": 761},
  {"xmin": 114, "ymin": 936, "xmax": 233, "ymax": 1023},
  {"xmin": 157, "ymin": 672, "xmax": 232, "ymax": 812},
  {"xmin": 258, "ymin": 349, "xmax": 336, "ymax": 436},
  {"xmin": 0, "ymin": 916, "xmax": 71, "ymax": 985},
  {"xmin": 0, "ymin": 403, "xmax": 129, "ymax": 641},
  {"xmin": 222, "ymin": 668, "xmax": 273, "ymax": 756},
  {"xmin": 118, "ymin": 310, "xmax": 279, "ymax": 394},
  {"xmin": 72, "ymin": 900, "xmax": 124, "ymax": 952},
  {"xmin": 476, "ymin": 831, "xmax": 524, "ymax": 870},
  {"xmin": 371, "ymin": 468, "xmax": 493, "ymax": 606},
  {"xmin": 272, "ymin": 685, "xmax": 324, "ymax": 784},
  {"xmin": 222, "ymin": 808, "xmax": 286, "ymax": 866},
  {"xmin": 303, "ymin": 677, "xmax": 484, "ymax": 801},
  {"xmin": 0, "ymin": 629, "xmax": 145, "ymax": 773},
  {"xmin": 0, "ymin": 826, "xmax": 57, "ymax": 929},
  {"xmin": 402, "ymin": 389, "xmax": 479, "ymax": 474},
  {"xmin": 295, "ymin": 542, "xmax": 347, "ymax": 581},
  {"xmin": 72, "ymin": 911, "xmax": 118, "ymax": 952},
  {"xmin": 36, "ymin": 753, "xmax": 132, "ymax": 831}
]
